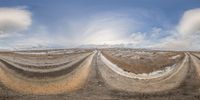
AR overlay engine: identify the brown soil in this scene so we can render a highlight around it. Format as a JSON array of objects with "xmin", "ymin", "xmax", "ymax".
[
  {"xmin": 101, "ymin": 49, "xmax": 184, "ymax": 74},
  {"xmin": 1, "ymin": 52, "xmax": 200, "ymax": 100}
]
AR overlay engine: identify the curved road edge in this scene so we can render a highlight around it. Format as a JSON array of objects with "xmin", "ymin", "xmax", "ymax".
[
  {"xmin": 0, "ymin": 51, "xmax": 96, "ymax": 95},
  {"xmin": 98, "ymin": 52, "xmax": 189, "ymax": 93}
]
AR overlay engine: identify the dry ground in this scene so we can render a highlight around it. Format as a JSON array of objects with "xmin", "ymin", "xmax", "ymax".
[
  {"xmin": 102, "ymin": 48, "xmax": 184, "ymax": 74},
  {"xmin": 0, "ymin": 49, "xmax": 200, "ymax": 100}
]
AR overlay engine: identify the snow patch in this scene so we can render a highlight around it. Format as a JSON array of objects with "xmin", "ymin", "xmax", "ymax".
[{"xmin": 169, "ymin": 55, "xmax": 180, "ymax": 59}]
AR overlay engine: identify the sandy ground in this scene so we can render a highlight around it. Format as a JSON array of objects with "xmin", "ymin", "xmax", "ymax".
[{"xmin": 0, "ymin": 50, "xmax": 200, "ymax": 100}]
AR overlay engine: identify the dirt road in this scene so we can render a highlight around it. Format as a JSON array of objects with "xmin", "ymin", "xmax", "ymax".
[{"xmin": 1, "ymin": 51, "xmax": 200, "ymax": 100}]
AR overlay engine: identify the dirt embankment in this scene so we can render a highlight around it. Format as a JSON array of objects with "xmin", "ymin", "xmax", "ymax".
[
  {"xmin": 101, "ymin": 50, "xmax": 184, "ymax": 74},
  {"xmin": 0, "ymin": 52, "xmax": 96, "ymax": 95},
  {"xmin": 98, "ymin": 51, "xmax": 189, "ymax": 93}
]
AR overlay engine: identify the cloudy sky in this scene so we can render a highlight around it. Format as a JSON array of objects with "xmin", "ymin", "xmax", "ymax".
[{"xmin": 0, "ymin": 0, "xmax": 200, "ymax": 50}]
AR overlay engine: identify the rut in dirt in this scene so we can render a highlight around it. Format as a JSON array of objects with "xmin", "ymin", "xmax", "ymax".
[{"xmin": 104, "ymin": 54, "xmax": 200, "ymax": 100}]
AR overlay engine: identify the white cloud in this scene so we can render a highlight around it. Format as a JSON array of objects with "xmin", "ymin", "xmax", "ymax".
[
  {"xmin": 0, "ymin": 7, "xmax": 31, "ymax": 35},
  {"xmin": 176, "ymin": 8, "xmax": 200, "ymax": 50},
  {"xmin": 151, "ymin": 8, "xmax": 200, "ymax": 50},
  {"xmin": 177, "ymin": 8, "xmax": 200, "ymax": 35}
]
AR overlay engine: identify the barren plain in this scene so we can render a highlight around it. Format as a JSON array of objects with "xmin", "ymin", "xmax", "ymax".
[{"xmin": 0, "ymin": 48, "xmax": 200, "ymax": 100}]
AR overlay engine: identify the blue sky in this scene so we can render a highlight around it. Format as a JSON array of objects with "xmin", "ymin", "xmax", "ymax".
[{"xmin": 0, "ymin": 0, "xmax": 200, "ymax": 50}]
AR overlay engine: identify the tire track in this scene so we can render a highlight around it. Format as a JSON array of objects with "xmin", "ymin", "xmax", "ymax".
[
  {"xmin": 98, "ymin": 52, "xmax": 189, "ymax": 93},
  {"xmin": 0, "ymin": 52, "xmax": 95, "ymax": 95}
]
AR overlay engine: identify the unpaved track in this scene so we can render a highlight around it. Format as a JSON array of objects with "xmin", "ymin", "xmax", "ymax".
[
  {"xmin": 1, "ymin": 52, "xmax": 200, "ymax": 100},
  {"xmin": 190, "ymin": 53, "xmax": 200, "ymax": 77},
  {"xmin": 0, "ymin": 52, "xmax": 95, "ymax": 95},
  {"xmin": 0, "ymin": 55, "xmax": 89, "ymax": 78},
  {"xmin": 98, "ymin": 52, "xmax": 189, "ymax": 93}
]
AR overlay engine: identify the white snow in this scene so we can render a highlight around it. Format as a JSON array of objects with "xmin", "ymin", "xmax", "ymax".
[
  {"xmin": 169, "ymin": 55, "xmax": 181, "ymax": 59},
  {"xmin": 14, "ymin": 52, "xmax": 48, "ymax": 55},
  {"xmin": 130, "ymin": 55, "xmax": 141, "ymax": 59}
]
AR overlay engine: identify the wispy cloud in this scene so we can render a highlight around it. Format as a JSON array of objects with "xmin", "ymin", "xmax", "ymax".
[{"xmin": 76, "ymin": 12, "xmax": 137, "ymax": 45}]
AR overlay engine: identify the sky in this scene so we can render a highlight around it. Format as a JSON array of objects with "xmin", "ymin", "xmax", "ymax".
[{"xmin": 0, "ymin": 0, "xmax": 200, "ymax": 50}]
